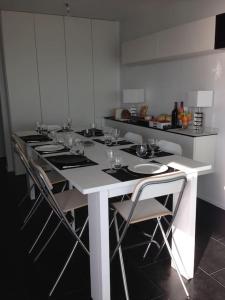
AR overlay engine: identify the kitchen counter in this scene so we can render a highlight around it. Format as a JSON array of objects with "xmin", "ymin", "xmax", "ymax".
[
  {"xmin": 104, "ymin": 117, "xmax": 217, "ymax": 171},
  {"xmin": 104, "ymin": 117, "xmax": 218, "ymax": 138}
]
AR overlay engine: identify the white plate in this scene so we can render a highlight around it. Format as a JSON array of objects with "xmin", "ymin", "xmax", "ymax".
[
  {"xmin": 128, "ymin": 163, "xmax": 168, "ymax": 174},
  {"xmin": 35, "ymin": 144, "xmax": 65, "ymax": 152}
]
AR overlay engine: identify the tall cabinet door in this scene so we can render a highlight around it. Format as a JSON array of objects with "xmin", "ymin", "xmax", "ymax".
[
  {"xmin": 34, "ymin": 14, "xmax": 68, "ymax": 124},
  {"xmin": 1, "ymin": 11, "xmax": 42, "ymax": 131},
  {"xmin": 64, "ymin": 17, "xmax": 94, "ymax": 128},
  {"xmin": 92, "ymin": 20, "xmax": 120, "ymax": 122}
]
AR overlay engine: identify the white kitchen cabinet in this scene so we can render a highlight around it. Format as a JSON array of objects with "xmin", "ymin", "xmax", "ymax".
[
  {"xmin": 64, "ymin": 17, "xmax": 94, "ymax": 128},
  {"xmin": 92, "ymin": 20, "xmax": 120, "ymax": 121},
  {"xmin": 122, "ymin": 33, "xmax": 157, "ymax": 64},
  {"xmin": 122, "ymin": 15, "xmax": 219, "ymax": 64},
  {"xmin": 1, "ymin": 11, "xmax": 42, "ymax": 174},
  {"xmin": 1, "ymin": 11, "xmax": 120, "ymax": 174},
  {"xmin": 34, "ymin": 14, "xmax": 68, "ymax": 124},
  {"xmin": 1, "ymin": 11, "xmax": 42, "ymax": 131}
]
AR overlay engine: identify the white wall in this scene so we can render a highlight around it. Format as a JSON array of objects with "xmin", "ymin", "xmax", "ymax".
[{"xmin": 121, "ymin": 51, "xmax": 225, "ymax": 209}]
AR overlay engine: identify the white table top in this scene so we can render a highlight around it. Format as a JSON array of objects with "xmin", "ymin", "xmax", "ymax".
[{"xmin": 17, "ymin": 130, "xmax": 212, "ymax": 195}]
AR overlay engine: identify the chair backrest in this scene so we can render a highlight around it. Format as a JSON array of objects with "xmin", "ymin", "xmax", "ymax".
[
  {"xmin": 158, "ymin": 140, "xmax": 182, "ymax": 155},
  {"xmin": 131, "ymin": 171, "xmax": 187, "ymax": 202},
  {"xmin": 128, "ymin": 171, "xmax": 187, "ymax": 225},
  {"xmin": 12, "ymin": 138, "xmax": 43, "ymax": 191},
  {"xmin": 29, "ymin": 159, "xmax": 72, "ymax": 230},
  {"xmin": 124, "ymin": 132, "xmax": 143, "ymax": 144}
]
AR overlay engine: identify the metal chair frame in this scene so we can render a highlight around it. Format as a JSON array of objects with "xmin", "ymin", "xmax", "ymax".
[{"xmin": 111, "ymin": 172, "xmax": 190, "ymax": 300}]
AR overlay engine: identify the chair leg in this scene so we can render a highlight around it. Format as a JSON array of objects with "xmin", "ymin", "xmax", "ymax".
[
  {"xmin": 49, "ymin": 216, "xmax": 89, "ymax": 297},
  {"xmin": 143, "ymin": 195, "xmax": 170, "ymax": 259},
  {"xmin": 34, "ymin": 219, "xmax": 63, "ymax": 262},
  {"xmin": 21, "ymin": 194, "xmax": 43, "ymax": 230},
  {"xmin": 60, "ymin": 181, "xmax": 67, "ymax": 192},
  {"xmin": 154, "ymin": 218, "xmax": 173, "ymax": 261},
  {"xmin": 18, "ymin": 184, "xmax": 34, "ymax": 207},
  {"xmin": 29, "ymin": 211, "xmax": 54, "ymax": 254},
  {"xmin": 114, "ymin": 215, "xmax": 130, "ymax": 300},
  {"xmin": 157, "ymin": 218, "xmax": 190, "ymax": 299}
]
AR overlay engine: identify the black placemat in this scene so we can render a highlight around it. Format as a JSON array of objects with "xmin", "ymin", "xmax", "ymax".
[
  {"xmin": 76, "ymin": 129, "xmax": 104, "ymax": 137},
  {"xmin": 31, "ymin": 144, "xmax": 70, "ymax": 154},
  {"xmin": 121, "ymin": 145, "xmax": 173, "ymax": 159},
  {"xmin": 20, "ymin": 134, "xmax": 52, "ymax": 143},
  {"xmin": 93, "ymin": 139, "xmax": 133, "ymax": 146},
  {"xmin": 46, "ymin": 154, "xmax": 98, "ymax": 170},
  {"xmin": 57, "ymin": 128, "xmax": 74, "ymax": 133},
  {"xmin": 102, "ymin": 161, "xmax": 177, "ymax": 182}
]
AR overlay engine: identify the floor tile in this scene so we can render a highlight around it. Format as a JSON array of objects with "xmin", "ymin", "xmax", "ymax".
[
  {"xmin": 211, "ymin": 268, "xmax": 225, "ymax": 288},
  {"xmin": 198, "ymin": 237, "xmax": 225, "ymax": 274}
]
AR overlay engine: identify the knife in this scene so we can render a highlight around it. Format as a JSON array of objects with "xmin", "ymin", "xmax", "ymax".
[{"xmin": 62, "ymin": 163, "xmax": 93, "ymax": 169}]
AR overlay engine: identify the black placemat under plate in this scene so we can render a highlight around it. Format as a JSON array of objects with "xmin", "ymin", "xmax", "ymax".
[
  {"xmin": 93, "ymin": 139, "xmax": 133, "ymax": 146},
  {"xmin": 121, "ymin": 145, "xmax": 173, "ymax": 159},
  {"xmin": 20, "ymin": 134, "xmax": 52, "ymax": 143},
  {"xmin": 76, "ymin": 129, "xmax": 104, "ymax": 137},
  {"xmin": 102, "ymin": 162, "xmax": 177, "ymax": 182},
  {"xmin": 46, "ymin": 154, "xmax": 98, "ymax": 170},
  {"xmin": 31, "ymin": 144, "xmax": 70, "ymax": 154}
]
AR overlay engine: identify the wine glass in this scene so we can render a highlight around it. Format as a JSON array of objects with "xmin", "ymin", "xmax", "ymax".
[
  {"xmin": 106, "ymin": 149, "xmax": 116, "ymax": 173},
  {"xmin": 148, "ymin": 138, "xmax": 159, "ymax": 158},
  {"xmin": 66, "ymin": 117, "xmax": 72, "ymax": 130},
  {"xmin": 136, "ymin": 144, "xmax": 148, "ymax": 158},
  {"xmin": 35, "ymin": 121, "xmax": 41, "ymax": 134},
  {"xmin": 113, "ymin": 128, "xmax": 120, "ymax": 145}
]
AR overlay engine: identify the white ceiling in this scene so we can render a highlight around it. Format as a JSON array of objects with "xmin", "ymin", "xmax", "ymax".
[{"xmin": 0, "ymin": 0, "xmax": 225, "ymax": 41}]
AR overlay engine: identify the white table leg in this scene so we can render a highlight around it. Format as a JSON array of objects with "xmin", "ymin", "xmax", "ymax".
[
  {"xmin": 172, "ymin": 172, "xmax": 198, "ymax": 279},
  {"xmin": 88, "ymin": 190, "xmax": 111, "ymax": 300}
]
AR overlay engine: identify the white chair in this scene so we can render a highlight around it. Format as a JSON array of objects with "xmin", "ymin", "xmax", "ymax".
[
  {"xmin": 111, "ymin": 171, "xmax": 190, "ymax": 300},
  {"xmin": 158, "ymin": 139, "xmax": 182, "ymax": 155},
  {"xmin": 124, "ymin": 132, "xmax": 143, "ymax": 144},
  {"xmin": 29, "ymin": 159, "xmax": 89, "ymax": 297},
  {"xmin": 11, "ymin": 134, "xmax": 67, "ymax": 208}
]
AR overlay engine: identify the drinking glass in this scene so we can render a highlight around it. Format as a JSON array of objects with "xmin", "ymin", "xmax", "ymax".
[
  {"xmin": 106, "ymin": 149, "xmax": 116, "ymax": 173},
  {"xmin": 49, "ymin": 130, "xmax": 57, "ymax": 144},
  {"xmin": 112, "ymin": 155, "xmax": 123, "ymax": 170},
  {"xmin": 113, "ymin": 128, "xmax": 120, "ymax": 145},
  {"xmin": 71, "ymin": 139, "xmax": 84, "ymax": 155},
  {"xmin": 56, "ymin": 133, "xmax": 65, "ymax": 145},
  {"xmin": 104, "ymin": 132, "xmax": 113, "ymax": 146},
  {"xmin": 64, "ymin": 133, "xmax": 74, "ymax": 149},
  {"xmin": 136, "ymin": 144, "xmax": 148, "ymax": 158}
]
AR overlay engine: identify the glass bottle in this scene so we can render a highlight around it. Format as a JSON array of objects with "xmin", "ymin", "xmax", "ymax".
[{"xmin": 171, "ymin": 101, "xmax": 178, "ymax": 128}]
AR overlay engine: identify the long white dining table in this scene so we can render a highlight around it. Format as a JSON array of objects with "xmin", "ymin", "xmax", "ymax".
[{"xmin": 16, "ymin": 130, "xmax": 212, "ymax": 300}]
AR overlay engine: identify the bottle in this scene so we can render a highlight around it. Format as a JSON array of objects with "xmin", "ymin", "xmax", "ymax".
[
  {"xmin": 178, "ymin": 101, "xmax": 184, "ymax": 126},
  {"xmin": 171, "ymin": 101, "xmax": 178, "ymax": 128}
]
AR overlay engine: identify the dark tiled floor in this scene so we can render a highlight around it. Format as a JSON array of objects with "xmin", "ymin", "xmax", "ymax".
[{"xmin": 2, "ymin": 157, "xmax": 225, "ymax": 300}]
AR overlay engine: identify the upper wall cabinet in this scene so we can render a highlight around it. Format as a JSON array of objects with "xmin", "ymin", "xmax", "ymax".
[{"xmin": 122, "ymin": 13, "xmax": 225, "ymax": 65}]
